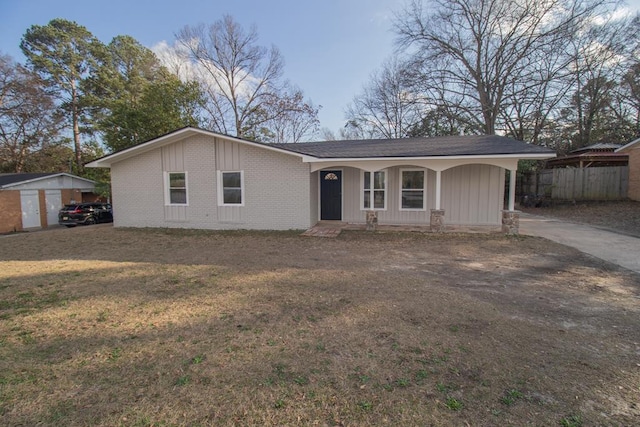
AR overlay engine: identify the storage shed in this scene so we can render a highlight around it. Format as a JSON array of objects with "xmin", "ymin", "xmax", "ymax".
[{"xmin": 0, "ymin": 173, "xmax": 98, "ymax": 233}]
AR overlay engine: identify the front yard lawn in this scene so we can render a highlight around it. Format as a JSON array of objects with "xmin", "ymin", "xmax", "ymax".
[{"xmin": 0, "ymin": 226, "xmax": 638, "ymax": 426}]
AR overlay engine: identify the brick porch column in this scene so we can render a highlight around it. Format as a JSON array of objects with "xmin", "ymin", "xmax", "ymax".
[
  {"xmin": 430, "ymin": 209, "xmax": 445, "ymax": 232},
  {"xmin": 502, "ymin": 210, "xmax": 520, "ymax": 234}
]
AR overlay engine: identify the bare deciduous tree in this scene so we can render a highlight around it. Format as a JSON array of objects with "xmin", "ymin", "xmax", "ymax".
[
  {"xmin": 394, "ymin": 0, "xmax": 607, "ymax": 136},
  {"xmin": 620, "ymin": 61, "xmax": 640, "ymax": 136},
  {"xmin": 176, "ymin": 15, "xmax": 317, "ymax": 141},
  {"xmin": 562, "ymin": 10, "xmax": 637, "ymax": 148},
  {"xmin": 345, "ymin": 56, "xmax": 422, "ymax": 139},
  {"xmin": 259, "ymin": 88, "xmax": 320, "ymax": 143},
  {"xmin": 0, "ymin": 54, "xmax": 63, "ymax": 172}
]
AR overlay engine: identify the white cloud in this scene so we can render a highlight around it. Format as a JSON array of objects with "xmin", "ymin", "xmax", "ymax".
[{"xmin": 152, "ymin": 39, "xmax": 267, "ymax": 103}]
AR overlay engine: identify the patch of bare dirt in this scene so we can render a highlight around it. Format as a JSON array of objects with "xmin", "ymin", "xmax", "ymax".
[
  {"xmin": 520, "ymin": 200, "xmax": 640, "ymax": 236},
  {"xmin": 0, "ymin": 226, "xmax": 638, "ymax": 426}
]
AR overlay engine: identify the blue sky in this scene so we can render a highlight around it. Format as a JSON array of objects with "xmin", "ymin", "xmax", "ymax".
[
  {"xmin": 0, "ymin": 0, "xmax": 404, "ymax": 134},
  {"xmin": 1, "ymin": 0, "xmax": 639, "ymax": 134}
]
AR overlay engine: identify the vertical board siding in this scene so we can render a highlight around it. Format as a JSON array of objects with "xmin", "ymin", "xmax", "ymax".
[
  {"xmin": 376, "ymin": 167, "xmax": 431, "ymax": 225},
  {"xmin": 215, "ymin": 138, "xmax": 242, "ymax": 170},
  {"xmin": 442, "ymin": 164, "xmax": 502, "ymax": 225},
  {"xmin": 337, "ymin": 165, "xmax": 500, "ymax": 226},
  {"xmin": 182, "ymin": 137, "xmax": 217, "ymax": 227},
  {"xmin": 162, "ymin": 141, "xmax": 188, "ymax": 222},
  {"xmin": 342, "ymin": 167, "xmax": 362, "ymax": 223},
  {"xmin": 215, "ymin": 138, "xmax": 245, "ymax": 223},
  {"xmin": 310, "ymin": 171, "xmax": 319, "ymax": 224}
]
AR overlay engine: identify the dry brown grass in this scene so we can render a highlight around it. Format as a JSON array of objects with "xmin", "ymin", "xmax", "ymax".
[{"xmin": 1, "ymin": 225, "xmax": 639, "ymax": 426}]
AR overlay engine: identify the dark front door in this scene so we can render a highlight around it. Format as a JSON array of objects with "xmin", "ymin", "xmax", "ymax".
[{"xmin": 320, "ymin": 170, "xmax": 342, "ymax": 220}]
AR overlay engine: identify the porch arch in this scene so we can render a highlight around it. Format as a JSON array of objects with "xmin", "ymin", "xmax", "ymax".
[{"xmin": 310, "ymin": 157, "xmax": 518, "ymax": 213}]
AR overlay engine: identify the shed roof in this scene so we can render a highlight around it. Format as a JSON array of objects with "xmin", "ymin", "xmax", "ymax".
[
  {"xmin": 0, "ymin": 173, "xmax": 58, "ymax": 188},
  {"xmin": 570, "ymin": 142, "xmax": 622, "ymax": 153},
  {"xmin": 0, "ymin": 173, "xmax": 95, "ymax": 189}
]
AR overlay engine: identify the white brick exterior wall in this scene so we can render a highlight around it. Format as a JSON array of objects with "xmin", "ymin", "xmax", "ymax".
[
  {"xmin": 110, "ymin": 135, "xmax": 312, "ymax": 230},
  {"xmin": 111, "ymin": 149, "xmax": 164, "ymax": 228},
  {"xmin": 242, "ymin": 145, "xmax": 311, "ymax": 229}
]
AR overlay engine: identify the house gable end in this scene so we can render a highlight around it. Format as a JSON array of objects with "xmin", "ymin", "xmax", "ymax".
[{"xmin": 86, "ymin": 127, "xmax": 308, "ymax": 168}]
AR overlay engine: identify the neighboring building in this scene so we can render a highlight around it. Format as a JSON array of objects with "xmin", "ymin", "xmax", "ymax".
[
  {"xmin": 546, "ymin": 143, "xmax": 628, "ymax": 168},
  {"xmin": 86, "ymin": 127, "xmax": 555, "ymax": 232},
  {"xmin": 0, "ymin": 173, "xmax": 97, "ymax": 233},
  {"xmin": 617, "ymin": 138, "xmax": 640, "ymax": 201}
]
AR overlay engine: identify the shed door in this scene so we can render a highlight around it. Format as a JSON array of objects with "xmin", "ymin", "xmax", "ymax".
[
  {"xmin": 45, "ymin": 190, "xmax": 62, "ymax": 227},
  {"xmin": 20, "ymin": 190, "xmax": 41, "ymax": 228},
  {"xmin": 320, "ymin": 170, "xmax": 342, "ymax": 220}
]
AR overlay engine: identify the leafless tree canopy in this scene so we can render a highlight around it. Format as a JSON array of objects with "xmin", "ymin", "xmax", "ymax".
[
  {"xmin": 348, "ymin": 0, "xmax": 639, "ymax": 149},
  {"xmin": 0, "ymin": 55, "xmax": 63, "ymax": 172},
  {"xmin": 176, "ymin": 16, "xmax": 318, "ymax": 142},
  {"xmin": 346, "ymin": 57, "xmax": 422, "ymax": 139},
  {"xmin": 396, "ymin": 0, "xmax": 607, "ymax": 134}
]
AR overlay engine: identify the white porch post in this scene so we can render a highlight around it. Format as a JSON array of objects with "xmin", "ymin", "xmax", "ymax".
[
  {"xmin": 435, "ymin": 170, "xmax": 442, "ymax": 210},
  {"xmin": 508, "ymin": 168, "xmax": 516, "ymax": 211},
  {"xmin": 502, "ymin": 168, "xmax": 520, "ymax": 235},
  {"xmin": 430, "ymin": 170, "xmax": 445, "ymax": 232}
]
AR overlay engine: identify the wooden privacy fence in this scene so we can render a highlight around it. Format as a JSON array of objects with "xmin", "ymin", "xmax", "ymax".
[{"xmin": 518, "ymin": 166, "xmax": 629, "ymax": 201}]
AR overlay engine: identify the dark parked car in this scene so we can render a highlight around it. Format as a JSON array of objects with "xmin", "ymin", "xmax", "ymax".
[{"xmin": 58, "ymin": 203, "xmax": 113, "ymax": 227}]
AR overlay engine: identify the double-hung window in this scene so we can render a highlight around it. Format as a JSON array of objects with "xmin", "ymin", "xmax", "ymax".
[
  {"xmin": 400, "ymin": 169, "xmax": 426, "ymax": 210},
  {"xmin": 362, "ymin": 170, "xmax": 387, "ymax": 210},
  {"xmin": 165, "ymin": 172, "xmax": 188, "ymax": 205},
  {"xmin": 217, "ymin": 171, "xmax": 244, "ymax": 206}
]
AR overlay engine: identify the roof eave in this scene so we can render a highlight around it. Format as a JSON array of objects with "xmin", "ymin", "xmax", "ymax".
[
  {"xmin": 301, "ymin": 152, "xmax": 556, "ymax": 163},
  {"xmin": 0, "ymin": 173, "xmax": 96, "ymax": 189},
  {"xmin": 616, "ymin": 137, "xmax": 640, "ymax": 153}
]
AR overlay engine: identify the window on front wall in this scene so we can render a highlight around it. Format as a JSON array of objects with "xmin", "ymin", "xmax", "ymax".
[
  {"xmin": 165, "ymin": 172, "xmax": 188, "ymax": 205},
  {"xmin": 400, "ymin": 169, "xmax": 426, "ymax": 210},
  {"xmin": 217, "ymin": 170, "xmax": 244, "ymax": 206},
  {"xmin": 362, "ymin": 170, "xmax": 386, "ymax": 210}
]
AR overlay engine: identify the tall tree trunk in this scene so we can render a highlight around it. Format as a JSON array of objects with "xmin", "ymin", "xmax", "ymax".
[
  {"xmin": 71, "ymin": 79, "xmax": 82, "ymax": 173},
  {"xmin": 16, "ymin": 145, "xmax": 27, "ymax": 173}
]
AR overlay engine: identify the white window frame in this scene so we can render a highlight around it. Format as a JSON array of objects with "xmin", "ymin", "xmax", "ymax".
[
  {"xmin": 399, "ymin": 168, "xmax": 427, "ymax": 211},
  {"xmin": 164, "ymin": 171, "xmax": 188, "ymax": 206},
  {"xmin": 217, "ymin": 170, "xmax": 245, "ymax": 207},
  {"xmin": 360, "ymin": 169, "xmax": 387, "ymax": 211}
]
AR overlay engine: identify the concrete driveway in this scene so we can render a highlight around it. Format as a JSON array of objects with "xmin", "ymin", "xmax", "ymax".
[{"xmin": 520, "ymin": 213, "xmax": 640, "ymax": 275}]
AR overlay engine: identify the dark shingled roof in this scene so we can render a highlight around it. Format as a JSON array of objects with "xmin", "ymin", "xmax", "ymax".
[
  {"xmin": 0, "ymin": 173, "xmax": 59, "ymax": 188},
  {"xmin": 570, "ymin": 142, "xmax": 622, "ymax": 153},
  {"xmin": 271, "ymin": 135, "xmax": 554, "ymax": 158}
]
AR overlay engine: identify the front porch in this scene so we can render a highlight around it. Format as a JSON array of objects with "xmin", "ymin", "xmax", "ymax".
[{"xmin": 310, "ymin": 161, "xmax": 521, "ymax": 234}]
